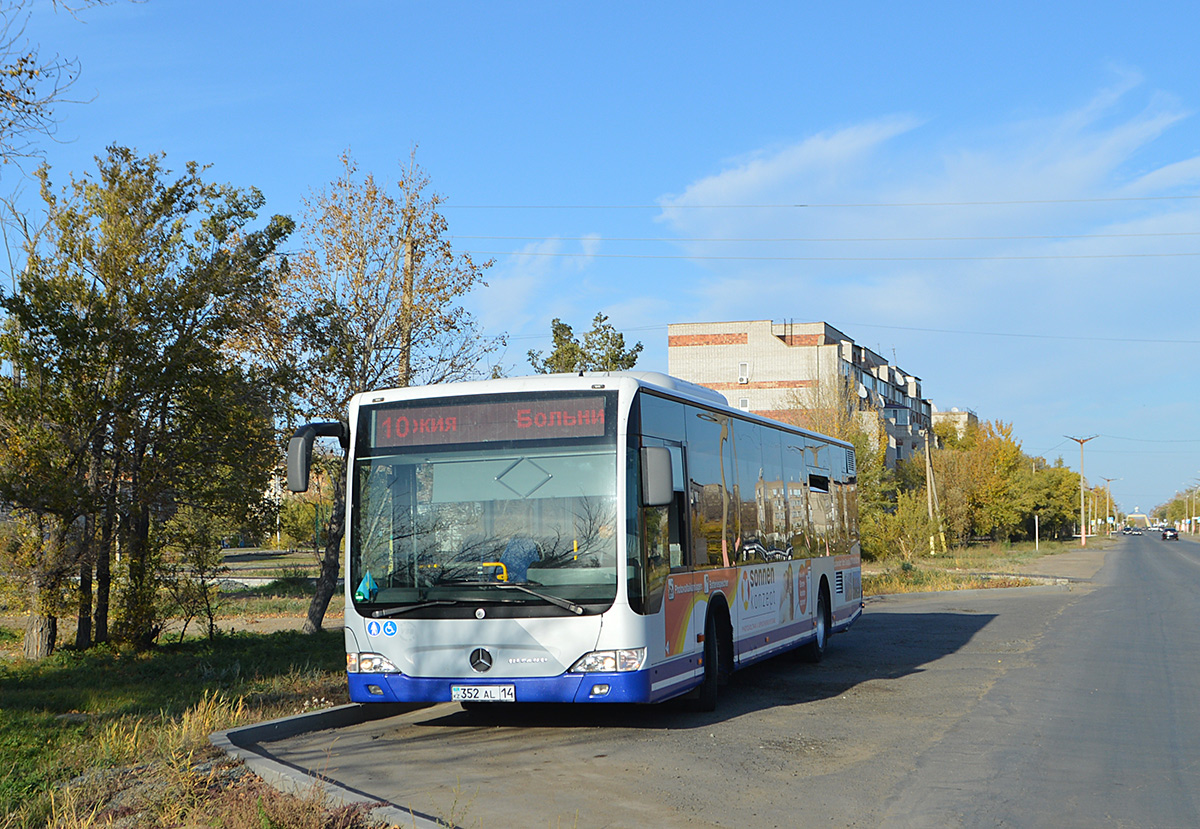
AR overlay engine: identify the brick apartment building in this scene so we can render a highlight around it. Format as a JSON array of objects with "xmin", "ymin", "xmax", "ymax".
[{"xmin": 667, "ymin": 320, "xmax": 934, "ymax": 467}]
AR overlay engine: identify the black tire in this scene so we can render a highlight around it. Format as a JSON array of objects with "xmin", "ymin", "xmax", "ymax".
[
  {"xmin": 694, "ymin": 611, "xmax": 721, "ymax": 712},
  {"xmin": 800, "ymin": 586, "xmax": 829, "ymax": 663}
]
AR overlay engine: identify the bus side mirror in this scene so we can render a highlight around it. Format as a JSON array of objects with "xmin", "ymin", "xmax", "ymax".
[
  {"xmin": 287, "ymin": 422, "xmax": 350, "ymax": 493},
  {"xmin": 287, "ymin": 427, "xmax": 317, "ymax": 492},
  {"xmin": 640, "ymin": 447, "xmax": 673, "ymax": 507}
]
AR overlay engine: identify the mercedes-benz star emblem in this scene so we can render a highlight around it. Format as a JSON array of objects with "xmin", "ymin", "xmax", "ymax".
[{"xmin": 469, "ymin": 648, "xmax": 493, "ymax": 673}]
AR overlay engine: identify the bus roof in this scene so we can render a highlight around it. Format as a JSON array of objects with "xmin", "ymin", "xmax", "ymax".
[
  {"xmin": 351, "ymin": 371, "xmax": 722, "ymax": 407},
  {"xmin": 349, "ymin": 372, "xmax": 853, "ymax": 450}
]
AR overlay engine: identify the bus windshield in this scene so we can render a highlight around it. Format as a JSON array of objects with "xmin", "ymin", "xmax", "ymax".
[{"xmin": 350, "ymin": 392, "xmax": 619, "ymax": 613}]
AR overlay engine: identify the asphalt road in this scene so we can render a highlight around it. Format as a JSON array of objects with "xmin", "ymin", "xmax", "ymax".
[{"xmin": 257, "ymin": 536, "xmax": 1200, "ymax": 828}]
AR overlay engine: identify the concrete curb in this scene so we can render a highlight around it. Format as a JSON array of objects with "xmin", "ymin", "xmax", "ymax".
[{"xmin": 210, "ymin": 702, "xmax": 443, "ymax": 828}]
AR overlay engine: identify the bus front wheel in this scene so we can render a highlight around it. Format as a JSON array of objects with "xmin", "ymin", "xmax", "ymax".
[{"xmin": 694, "ymin": 612, "xmax": 721, "ymax": 712}]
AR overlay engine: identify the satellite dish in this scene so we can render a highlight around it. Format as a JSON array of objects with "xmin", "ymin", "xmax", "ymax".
[{"xmin": 857, "ymin": 383, "xmax": 868, "ymax": 399}]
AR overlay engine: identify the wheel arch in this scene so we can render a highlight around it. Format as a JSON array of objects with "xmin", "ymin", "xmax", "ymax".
[{"xmin": 706, "ymin": 590, "xmax": 735, "ymax": 677}]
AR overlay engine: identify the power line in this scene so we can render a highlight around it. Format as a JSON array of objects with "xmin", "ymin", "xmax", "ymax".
[
  {"xmin": 842, "ymin": 322, "xmax": 1200, "ymax": 346},
  {"xmin": 453, "ymin": 230, "xmax": 1200, "ymax": 244},
  {"xmin": 515, "ymin": 320, "xmax": 1200, "ymax": 346},
  {"xmin": 1097, "ymin": 434, "xmax": 1200, "ymax": 444},
  {"xmin": 467, "ymin": 249, "xmax": 1200, "ymax": 262},
  {"xmin": 445, "ymin": 194, "xmax": 1200, "ymax": 209}
]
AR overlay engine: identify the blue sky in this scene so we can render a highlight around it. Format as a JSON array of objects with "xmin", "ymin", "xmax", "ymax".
[{"xmin": 10, "ymin": 0, "xmax": 1200, "ymax": 514}]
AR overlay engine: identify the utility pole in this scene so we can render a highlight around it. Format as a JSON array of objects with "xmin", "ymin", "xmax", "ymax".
[
  {"xmin": 924, "ymin": 432, "xmax": 937, "ymax": 554},
  {"xmin": 1100, "ymin": 476, "xmax": 1119, "ymax": 536},
  {"xmin": 1066, "ymin": 435, "xmax": 1098, "ymax": 547},
  {"xmin": 922, "ymin": 429, "xmax": 946, "ymax": 554}
]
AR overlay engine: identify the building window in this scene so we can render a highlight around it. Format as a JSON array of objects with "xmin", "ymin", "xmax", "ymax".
[
  {"xmin": 737, "ymin": 362, "xmax": 749, "ymax": 384},
  {"xmin": 738, "ymin": 397, "xmax": 750, "ymax": 411}
]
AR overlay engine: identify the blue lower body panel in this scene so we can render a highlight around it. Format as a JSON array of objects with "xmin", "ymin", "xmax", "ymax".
[{"xmin": 348, "ymin": 669, "xmax": 654, "ymax": 704}]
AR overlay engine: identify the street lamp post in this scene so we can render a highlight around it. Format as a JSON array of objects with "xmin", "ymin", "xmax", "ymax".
[{"xmin": 1067, "ymin": 435, "xmax": 1098, "ymax": 547}]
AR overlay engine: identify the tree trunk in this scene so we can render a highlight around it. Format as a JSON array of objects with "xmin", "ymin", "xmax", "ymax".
[
  {"xmin": 122, "ymin": 502, "xmax": 159, "ymax": 649},
  {"xmin": 24, "ymin": 613, "xmax": 57, "ymax": 660},
  {"xmin": 398, "ymin": 233, "xmax": 414, "ymax": 387},
  {"xmin": 94, "ymin": 480, "xmax": 118, "ymax": 644},
  {"xmin": 303, "ymin": 454, "xmax": 346, "ymax": 634},
  {"xmin": 25, "ymin": 576, "xmax": 58, "ymax": 660},
  {"xmin": 75, "ymin": 556, "xmax": 93, "ymax": 650}
]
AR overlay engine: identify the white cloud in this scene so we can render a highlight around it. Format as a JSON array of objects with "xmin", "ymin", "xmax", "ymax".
[
  {"xmin": 657, "ymin": 115, "xmax": 925, "ymax": 222},
  {"xmin": 474, "ymin": 234, "xmax": 608, "ymax": 334},
  {"xmin": 655, "ymin": 78, "xmax": 1200, "ymax": 340},
  {"xmin": 641, "ymin": 77, "xmax": 1200, "ymax": 512}
]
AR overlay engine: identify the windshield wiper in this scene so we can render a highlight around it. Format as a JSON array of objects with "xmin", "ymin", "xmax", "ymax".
[
  {"xmin": 433, "ymin": 578, "xmax": 585, "ymax": 615},
  {"xmin": 370, "ymin": 600, "xmax": 460, "ymax": 618},
  {"xmin": 495, "ymin": 582, "xmax": 585, "ymax": 615}
]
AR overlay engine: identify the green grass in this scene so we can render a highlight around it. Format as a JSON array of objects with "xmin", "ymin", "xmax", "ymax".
[
  {"xmin": 244, "ymin": 574, "xmax": 317, "ymax": 597},
  {"xmin": 0, "ymin": 629, "xmax": 350, "ymax": 826},
  {"xmin": 215, "ymin": 577, "xmax": 345, "ymax": 619},
  {"xmin": 0, "ymin": 709, "xmax": 88, "ymax": 818}
]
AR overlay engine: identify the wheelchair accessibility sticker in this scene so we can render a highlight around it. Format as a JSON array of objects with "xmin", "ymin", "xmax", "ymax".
[{"xmin": 366, "ymin": 620, "xmax": 397, "ymax": 637}]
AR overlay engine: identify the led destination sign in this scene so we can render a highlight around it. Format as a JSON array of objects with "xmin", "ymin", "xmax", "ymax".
[{"xmin": 369, "ymin": 395, "xmax": 610, "ymax": 448}]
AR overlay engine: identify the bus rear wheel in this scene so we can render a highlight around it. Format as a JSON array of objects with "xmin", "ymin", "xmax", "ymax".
[{"xmin": 800, "ymin": 586, "xmax": 829, "ymax": 663}]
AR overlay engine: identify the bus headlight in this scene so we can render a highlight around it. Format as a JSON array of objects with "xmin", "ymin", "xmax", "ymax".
[
  {"xmin": 568, "ymin": 648, "xmax": 646, "ymax": 674},
  {"xmin": 348, "ymin": 652, "xmax": 399, "ymax": 673}
]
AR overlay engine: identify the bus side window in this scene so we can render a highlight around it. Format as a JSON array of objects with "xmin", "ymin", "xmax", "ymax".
[{"xmin": 686, "ymin": 407, "xmax": 730, "ymax": 569}]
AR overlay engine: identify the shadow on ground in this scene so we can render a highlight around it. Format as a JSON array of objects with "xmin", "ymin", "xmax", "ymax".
[{"xmin": 403, "ymin": 609, "xmax": 996, "ymax": 731}]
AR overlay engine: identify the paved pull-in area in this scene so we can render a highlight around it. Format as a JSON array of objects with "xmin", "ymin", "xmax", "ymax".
[{"xmin": 213, "ymin": 544, "xmax": 1173, "ymax": 827}]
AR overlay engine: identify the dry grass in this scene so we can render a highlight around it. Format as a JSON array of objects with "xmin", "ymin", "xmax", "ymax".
[
  {"xmin": 864, "ymin": 564, "xmax": 1038, "ymax": 595},
  {"xmin": 214, "ymin": 592, "xmax": 346, "ymax": 620},
  {"xmin": 40, "ymin": 756, "xmax": 393, "ymax": 829},
  {"xmin": 863, "ymin": 538, "xmax": 1104, "ymax": 595},
  {"xmin": 0, "ymin": 623, "xmax": 412, "ymax": 829}
]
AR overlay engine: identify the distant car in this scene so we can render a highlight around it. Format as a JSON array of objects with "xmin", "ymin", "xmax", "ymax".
[{"xmin": 1163, "ymin": 527, "xmax": 1179, "ymax": 540}]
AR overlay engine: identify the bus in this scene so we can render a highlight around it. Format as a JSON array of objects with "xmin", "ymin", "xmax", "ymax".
[{"xmin": 287, "ymin": 371, "xmax": 862, "ymax": 710}]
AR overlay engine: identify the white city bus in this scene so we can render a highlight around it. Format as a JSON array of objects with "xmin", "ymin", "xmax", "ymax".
[{"xmin": 287, "ymin": 372, "xmax": 862, "ymax": 710}]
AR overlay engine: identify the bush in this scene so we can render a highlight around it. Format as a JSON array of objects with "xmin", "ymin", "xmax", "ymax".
[{"xmin": 861, "ymin": 489, "xmax": 935, "ymax": 562}]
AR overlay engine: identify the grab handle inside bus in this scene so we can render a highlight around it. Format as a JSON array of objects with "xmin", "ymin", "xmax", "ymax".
[
  {"xmin": 287, "ymin": 421, "xmax": 350, "ymax": 492},
  {"xmin": 640, "ymin": 447, "xmax": 673, "ymax": 507}
]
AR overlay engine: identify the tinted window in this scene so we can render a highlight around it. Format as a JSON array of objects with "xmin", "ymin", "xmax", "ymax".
[{"xmin": 685, "ymin": 406, "xmax": 733, "ymax": 569}]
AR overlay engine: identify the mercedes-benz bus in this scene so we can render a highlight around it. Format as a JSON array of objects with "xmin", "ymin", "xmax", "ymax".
[{"xmin": 287, "ymin": 371, "xmax": 862, "ymax": 710}]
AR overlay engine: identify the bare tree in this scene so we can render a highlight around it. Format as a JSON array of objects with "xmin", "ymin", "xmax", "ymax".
[
  {"xmin": 0, "ymin": 1, "xmax": 110, "ymax": 166},
  {"xmin": 280, "ymin": 149, "xmax": 504, "ymax": 633}
]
